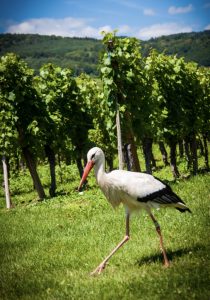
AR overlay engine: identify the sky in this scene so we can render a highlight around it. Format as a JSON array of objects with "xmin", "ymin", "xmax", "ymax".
[{"xmin": 0, "ymin": 0, "xmax": 210, "ymax": 40}]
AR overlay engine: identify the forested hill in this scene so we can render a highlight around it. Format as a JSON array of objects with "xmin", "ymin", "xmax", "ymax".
[
  {"xmin": 141, "ymin": 30, "xmax": 210, "ymax": 66},
  {"xmin": 0, "ymin": 30, "xmax": 210, "ymax": 75}
]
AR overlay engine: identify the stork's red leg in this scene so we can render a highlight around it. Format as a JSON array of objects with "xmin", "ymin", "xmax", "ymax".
[
  {"xmin": 90, "ymin": 213, "xmax": 130, "ymax": 275},
  {"xmin": 150, "ymin": 213, "xmax": 170, "ymax": 267}
]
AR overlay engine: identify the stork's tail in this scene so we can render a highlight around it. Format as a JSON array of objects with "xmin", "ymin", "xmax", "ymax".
[
  {"xmin": 169, "ymin": 190, "xmax": 192, "ymax": 213},
  {"xmin": 154, "ymin": 177, "xmax": 192, "ymax": 213},
  {"xmin": 175, "ymin": 206, "xmax": 192, "ymax": 213},
  {"xmin": 137, "ymin": 176, "xmax": 192, "ymax": 213}
]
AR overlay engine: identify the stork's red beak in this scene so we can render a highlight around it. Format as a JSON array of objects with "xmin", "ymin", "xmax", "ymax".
[{"xmin": 78, "ymin": 161, "xmax": 94, "ymax": 191}]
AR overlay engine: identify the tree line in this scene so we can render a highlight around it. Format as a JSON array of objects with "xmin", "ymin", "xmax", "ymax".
[{"xmin": 0, "ymin": 31, "xmax": 209, "ymax": 207}]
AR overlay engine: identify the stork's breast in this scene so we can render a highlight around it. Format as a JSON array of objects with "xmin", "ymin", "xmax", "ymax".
[{"xmin": 99, "ymin": 183, "xmax": 122, "ymax": 209}]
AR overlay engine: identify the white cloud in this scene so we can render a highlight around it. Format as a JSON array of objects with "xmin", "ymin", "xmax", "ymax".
[
  {"xmin": 168, "ymin": 4, "xmax": 193, "ymax": 14},
  {"xmin": 205, "ymin": 24, "xmax": 210, "ymax": 30},
  {"xmin": 4, "ymin": 17, "xmax": 132, "ymax": 39},
  {"xmin": 143, "ymin": 8, "xmax": 155, "ymax": 16},
  {"xmin": 6, "ymin": 17, "xmax": 112, "ymax": 38},
  {"xmin": 137, "ymin": 23, "xmax": 192, "ymax": 40},
  {"xmin": 5, "ymin": 17, "xmax": 194, "ymax": 40}
]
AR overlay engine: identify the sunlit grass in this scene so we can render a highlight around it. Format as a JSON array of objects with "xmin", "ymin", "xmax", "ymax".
[{"xmin": 0, "ymin": 150, "xmax": 210, "ymax": 299}]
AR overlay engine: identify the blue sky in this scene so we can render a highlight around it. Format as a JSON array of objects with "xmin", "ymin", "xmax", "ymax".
[{"xmin": 0, "ymin": 0, "xmax": 210, "ymax": 39}]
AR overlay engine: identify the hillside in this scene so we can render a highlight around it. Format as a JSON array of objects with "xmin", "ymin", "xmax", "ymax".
[
  {"xmin": 0, "ymin": 34, "xmax": 103, "ymax": 75},
  {"xmin": 0, "ymin": 30, "xmax": 210, "ymax": 75},
  {"xmin": 141, "ymin": 30, "xmax": 210, "ymax": 66}
]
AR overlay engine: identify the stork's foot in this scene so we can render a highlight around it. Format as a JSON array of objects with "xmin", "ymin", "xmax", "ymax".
[{"xmin": 90, "ymin": 262, "xmax": 107, "ymax": 276}]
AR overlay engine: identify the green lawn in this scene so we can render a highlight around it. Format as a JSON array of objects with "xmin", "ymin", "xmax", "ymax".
[{"xmin": 0, "ymin": 159, "xmax": 210, "ymax": 299}]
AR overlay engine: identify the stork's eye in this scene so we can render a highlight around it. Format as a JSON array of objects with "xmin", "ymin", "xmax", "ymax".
[{"xmin": 91, "ymin": 153, "xmax": 96, "ymax": 160}]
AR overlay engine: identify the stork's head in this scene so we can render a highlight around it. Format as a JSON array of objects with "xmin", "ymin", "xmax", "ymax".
[
  {"xmin": 87, "ymin": 147, "xmax": 104, "ymax": 164},
  {"xmin": 78, "ymin": 147, "xmax": 104, "ymax": 191}
]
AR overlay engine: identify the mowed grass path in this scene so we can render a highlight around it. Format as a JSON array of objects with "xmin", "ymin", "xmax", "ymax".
[{"xmin": 0, "ymin": 163, "xmax": 210, "ymax": 300}]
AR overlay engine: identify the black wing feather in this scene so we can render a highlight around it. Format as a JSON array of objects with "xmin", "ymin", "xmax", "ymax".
[
  {"xmin": 137, "ymin": 186, "xmax": 191, "ymax": 213},
  {"xmin": 137, "ymin": 187, "xmax": 182, "ymax": 204}
]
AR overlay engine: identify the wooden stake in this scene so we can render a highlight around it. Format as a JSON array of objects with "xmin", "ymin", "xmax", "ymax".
[
  {"xmin": 116, "ymin": 103, "xmax": 124, "ymax": 170},
  {"xmin": 2, "ymin": 155, "xmax": 12, "ymax": 209}
]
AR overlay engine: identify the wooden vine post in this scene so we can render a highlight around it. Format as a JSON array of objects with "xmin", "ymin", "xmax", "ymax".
[
  {"xmin": 116, "ymin": 102, "xmax": 124, "ymax": 170},
  {"xmin": 2, "ymin": 155, "xmax": 12, "ymax": 209},
  {"xmin": 108, "ymin": 39, "xmax": 124, "ymax": 170}
]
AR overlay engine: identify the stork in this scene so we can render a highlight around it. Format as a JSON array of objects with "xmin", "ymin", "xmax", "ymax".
[{"xmin": 78, "ymin": 147, "xmax": 191, "ymax": 275}]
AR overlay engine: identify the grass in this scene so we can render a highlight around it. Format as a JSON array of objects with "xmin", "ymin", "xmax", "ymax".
[{"xmin": 0, "ymin": 151, "xmax": 210, "ymax": 300}]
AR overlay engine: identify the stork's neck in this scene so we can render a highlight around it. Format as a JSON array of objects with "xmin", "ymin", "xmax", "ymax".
[{"xmin": 94, "ymin": 156, "xmax": 106, "ymax": 185}]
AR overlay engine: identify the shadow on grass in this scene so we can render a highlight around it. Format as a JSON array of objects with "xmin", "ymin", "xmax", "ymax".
[{"xmin": 136, "ymin": 244, "xmax": 205, "ymax": 266}]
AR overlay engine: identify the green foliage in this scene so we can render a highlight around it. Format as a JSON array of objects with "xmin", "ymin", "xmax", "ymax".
[
  {"xmin": 100, "ymin": 32, "xmax": 145, "ymax": 139},
  {"xmin": 0, "ymin": 53, "xmax": 45, "ymax": 156},
  {"xmin": 144, "ymin": 50, "xmax": 208, "ymax": 142},
  {"xmin": 76, "ymin": 73, "xmax": 116, "ymax": 161},
  {"xmin": 35, "ymin": 64, "xmax": 76, "ymax": 149},
  {"xmin": 196, "ymin": 67, "xmax": 210, "ymax": 134},
  {"xmin": 0, "ymin": 91, "xmax": 18, "ymax": 155}
]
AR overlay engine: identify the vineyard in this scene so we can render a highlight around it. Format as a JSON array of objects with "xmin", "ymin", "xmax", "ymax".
[
  {"xmin": 0, "ymin": 31, "xmax": 210, "ymax": 299},
  {"xmin": 0, "ymin": 31, "xmax": 209, "ymax": 206}
]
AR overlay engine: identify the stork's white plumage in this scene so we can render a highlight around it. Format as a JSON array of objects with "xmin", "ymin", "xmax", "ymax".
[{"xmin": 78, "ymin": 147, "xmax": 191, "ymax": 275}]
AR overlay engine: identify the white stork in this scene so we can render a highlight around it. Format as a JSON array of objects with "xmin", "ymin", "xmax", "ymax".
[{"xmin": 78, "ymin": 147, "xmax": 191, "ymax": 275}]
